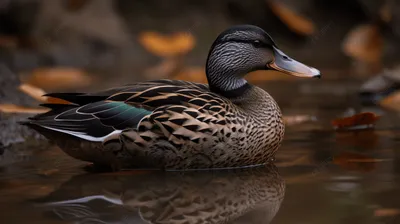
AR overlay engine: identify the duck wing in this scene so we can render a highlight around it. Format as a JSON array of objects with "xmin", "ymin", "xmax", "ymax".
[{"xmin": 23, "ymin": 80, "xmax": 228, "ymax": 142}]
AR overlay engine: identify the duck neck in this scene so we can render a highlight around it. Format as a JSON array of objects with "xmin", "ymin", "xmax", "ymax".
[{"xmin": 206, "ymin": 54, "xmax": 251, "ymax": 98}]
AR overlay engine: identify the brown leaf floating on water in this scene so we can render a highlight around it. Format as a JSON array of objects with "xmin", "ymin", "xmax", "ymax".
[
  {"xmin": 0, "ymin": 104, "xmax": 48, "ymax": 114},
  {"xmin": 374, "ymin": 208, "xmax": 400, "ymax": 217},
  {"xmin": 139, "ymin": 31, "xmax": 195, "ymax": 57},
  {"xmin": 21, "ymin": 67, "xmax": 93, "ymax": 91},
  {"xmin": 332, "ymin": 112, "xmax": 380, "ymax": 131},
  {"xmin": 267, "ymin": 0, "xmax": 315, "ymax": 36}
]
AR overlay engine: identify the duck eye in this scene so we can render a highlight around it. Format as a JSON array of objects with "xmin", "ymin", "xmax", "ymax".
[{"xmin": 252, "ymin": 40, "xmax": 263, "ymax": 48}]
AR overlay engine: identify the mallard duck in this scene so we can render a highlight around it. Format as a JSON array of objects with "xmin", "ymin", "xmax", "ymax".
[
  {"xmin": 22, "ymin": 25, "xmax": 320, "ymax": 170},
  {"xmin": 36, "ymin": 165, "xmax": 284, "ymax": 224}
]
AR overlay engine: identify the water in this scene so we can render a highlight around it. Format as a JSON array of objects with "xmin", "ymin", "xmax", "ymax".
[{"xmin": 1, "ymin": 75, "xmax": 400, "ymax": 224}]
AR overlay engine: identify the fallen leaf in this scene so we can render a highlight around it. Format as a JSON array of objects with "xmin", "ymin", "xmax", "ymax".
[
  {"xmin": 139, "ymin": 31, "xmax": 195, "ymax": 57},
  {"xmin": 21, "ymin": 67, "xmax": 93, "ymax": 91},
  {"xmin": 331, "ymin": 112, "xmax": 380, "ymax": 131},
  {"xmin": 18, "ymin": 83, "xmax": 47, "ymax": 102},
  {"xmin": 19, "ymin": 83, "xmax": 74, "ymax": 104},
  {"xmin": 267, "ymin": 0, "xmax": 315, "ymax": 36},
  {"xmin": 380, "ymin": 90, "xmax": 400, "ymax": 111},
  {"xmin": 374, "ymin": 208, "xmax": 400, "ymax": 217},
  {"xmin": 284, "ymin": 115, "xmax": 317, "ymax": 126},
  {"xmin": 342, "ymin": 24, "xmax": 383, "ymax": 64},
  {"xmin": 0, "ymin": 104, "xmax": 48, "ymax": 114},
  {"xmin": 333, "ymin": 152, "xmax": 389, "ymax": 172}
]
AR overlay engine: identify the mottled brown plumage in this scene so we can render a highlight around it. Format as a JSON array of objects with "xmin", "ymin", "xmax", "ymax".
[
  {"xmin": 21, "ymin": 25, "xmax": 320, "ymax": 170},
  {"xmin": 113, "ymin": 82, "xmax": 285, "ymax": 169}
]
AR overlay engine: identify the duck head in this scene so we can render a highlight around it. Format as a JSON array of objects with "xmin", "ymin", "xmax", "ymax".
[{"xmin": 206, "ymin": 25, "xmax": 321, "ymax": 93}]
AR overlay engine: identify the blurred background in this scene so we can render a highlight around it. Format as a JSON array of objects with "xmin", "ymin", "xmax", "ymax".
[
  {"xmin": 0, "ymin": 0, "xmax": 399, "ymax": 80},
  {"xmin": 1, "ymin": 1, "xmax": 400, "ymax": 223}
]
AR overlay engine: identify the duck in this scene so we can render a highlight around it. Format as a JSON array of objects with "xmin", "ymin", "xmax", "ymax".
[{"xmin": 21, "ymin": 25, "xmax": 320, "ymax": 170}]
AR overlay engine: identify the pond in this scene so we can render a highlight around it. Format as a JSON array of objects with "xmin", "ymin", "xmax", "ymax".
[{"xmin": 1, "ymin": 74, "xmax": 400, "ymax": 224}]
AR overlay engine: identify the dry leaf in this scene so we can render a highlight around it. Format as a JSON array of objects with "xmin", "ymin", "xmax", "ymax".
[
  {"xmin": 374, "ymin": 208, "xmax": 400, "ymax": 217},
  {"xmin": 267, "ymin": 0, "xmax": 315, "ymax": 36},
  {"xmin": 342, "ymin": 24, "xmax": 383, "ymax": 64},
  {"xmin": 139, "ymin": 31, "xmax": 195, "ymax": 57},
  {"xmin": 19, "ymin": 83, "xmax": 72, "ymax": 104},
  {"xmin": 22, "ymin": 67, "xmax": 92, "ymax": 91},
  {"xmin": 0, "ymin": 104, "xmax": 48, "ymax": 114},
  {"xmin": 380, "ymin": 91, "xmax": 400, "ymax": 111},
  {"xmin": 332, "ymin": 112, "xmax": 380, "ymax": 131},
  {"xmin": 18, "ymin": 83, "xmax": 47, "ymax": 102}
]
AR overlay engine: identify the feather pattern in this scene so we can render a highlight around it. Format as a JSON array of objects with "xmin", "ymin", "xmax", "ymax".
[
  {"xmin": 26, "ymin": 80, "xmax": 226, "ymax": 141},
  {"xmin": 23, "ymin": 79, "xmax": 284, "ymax": 169}
]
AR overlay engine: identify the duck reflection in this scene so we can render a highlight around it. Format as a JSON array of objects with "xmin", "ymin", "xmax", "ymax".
[{"xmin": 35, "ymin": 164, "xmax": 285, "ymax": 224}]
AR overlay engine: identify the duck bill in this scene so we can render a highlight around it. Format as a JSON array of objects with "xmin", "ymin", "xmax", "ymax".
[{"xmin": 268, "ymin": 46, "xmax": 321, "ymax": 78}]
